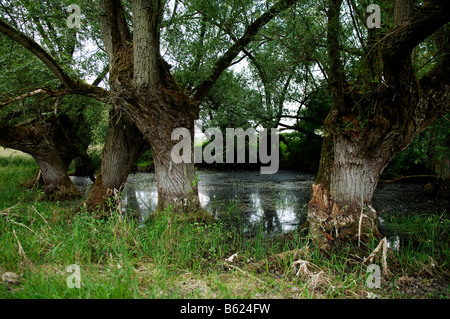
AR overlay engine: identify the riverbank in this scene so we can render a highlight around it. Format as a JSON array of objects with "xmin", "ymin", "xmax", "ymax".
[{"xmin": 0, "ymin": 151, "xmax": 448, "ymax": 299}]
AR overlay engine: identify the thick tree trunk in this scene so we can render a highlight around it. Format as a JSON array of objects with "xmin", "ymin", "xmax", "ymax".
[
  {"xmin": 308, "ymin": 133, "xmax": 388, "ymax": 251},
  {"xmin": 33, "ymin": 150, "xmax": 80, "ymax": 200},
  {"xmin": 0, "ymin": 116, "xmax": 82, "ymax": 200},
  {"xmin": 308, "ymin": 91, "xmax": 449, "ymax": 251},
  {"xmin": 94, "ymin": 0, "xmax": 309, "ymax": 221},
  {"xmin": 308, "ymin": 0, "xmax": 450, "ymax": 251},
  {"xmin": 116, "ymin": 86, "xmax": 212, "ymax": 220},
  {"xmin": 150, "ymin": 121, "xmax": 212, "ymax": 221},
  {"xmin": 83, "ymin": 107, "xmax": 149, "ymax": 213}
]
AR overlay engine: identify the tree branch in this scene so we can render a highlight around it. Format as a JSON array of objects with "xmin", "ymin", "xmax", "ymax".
[
  {"xmin": 280, "ymin": 114, "xmax": 316, "ymax": 122},
  {"xmin": 132, "ymin": 0, "xmax": 164, "ymax": 87},
  {"xmin": 0, "ymin": 18, "xmax": 110, "ymax": 102},
  {"xmin": 278, "ymin": 123, "xmax": 321, "ymax": 139},
  {"xmin": 0, "ymin": 88, "xmax": 66, "ymax": 109},
  {"xmin": 383, "ymin": 0, "xmax": 450, "ymax": 66},
  {"xmin": 326, "ymin": 0, "xmax": 346, "ymax": 101},
  {"xmin": 91, "ymin": 63, "xmax": 110, "ymax": 86},
  {"xmin": 193, "ymin": 0, "xmax": 298, "ymax": 102},
  {"xmin": 99, "ymin": 0, "xmax": 132, "ymax": 59},
  {"xmin": 0, "ymin": 18, "xmax": 74, "ymax": 89}
]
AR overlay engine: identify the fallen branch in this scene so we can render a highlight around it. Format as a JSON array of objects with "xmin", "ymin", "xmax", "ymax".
[
  {"xmin": 245, "ymin": 248, "xmax": 308, "ymax": 272},
  {"xmin": 222, "ymin": 263, "xmax": 267, "ymax": 285},
  {"xmin": 8, "ymin": 219, "xmax": 40, "ymax": 237},
  {"xmin": 0, "ymin": 202, "xmax": 21, "ymax": 216},
  {"xmin": 364, "ymin": 238, "xmax": 385, "ymax": 264},
  {"xmin": 12, "ymin": 229, "xmax": 29, "ymax": 263},
  {"xmin": 32, "ymin": 205, "xmax": 51, "ymax": 229},
  {"xmin": 364, "ymin": 237, "xmax": 391, "ymax": 278},
  {"xmin": 33, "ymin": 170, "xmax": 42, "ymax": 187},
  {"xmin": 5, "ymin": 210, "xmax": 52, "ymax": 246}
]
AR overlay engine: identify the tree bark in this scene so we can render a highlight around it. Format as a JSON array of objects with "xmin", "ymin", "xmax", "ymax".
[
  {"xmin": 307, "ymin": 0, "xmax": 450, "ymax": 251},
  {"xmin": 82, "ymin": 107, "xmax": 149, "ymax": 213},
  {"xmin": 119, "ymin": 83, "xmax": 211, "ymax": 220},
  {"xmin": 150, "ymin": 117, "xmax": 211, "ymax": 220},
  {"xmin": 34, "ymin": 150, "xmax": 80, "ymax": 200},
  {"xmin": 0, "ymin": 115, "xmax": 83, "ymax": 200}
]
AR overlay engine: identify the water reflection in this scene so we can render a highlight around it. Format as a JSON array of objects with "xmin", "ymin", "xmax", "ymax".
[
  {"xmin": 71, "ymin": 170, "xmax": 314, "ymax": 233},
  {"xmin": 71, "ymin": 170, "xmax": 449, "ymax": 235}
]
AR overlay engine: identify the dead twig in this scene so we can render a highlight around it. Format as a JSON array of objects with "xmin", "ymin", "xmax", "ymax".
[
  {"xmin": 32, "ymin": 205, "xmax": 51, "ymax": 229},
  {"xmin": 364, "ymin": 237, "xmax": 392, "ymax": 278},
  {"xmin": 12, "ymin": 229, "xmax": 30, "ymax": 263},
  {"xmin": 222, "ymin": 263, "xmax": 267, "ymax": 285},
  {"xmin": 0, "ymin": 202, "xmax": 21, "ymax": 216},
  {"xmin": 6, "ymin": 216, "xmax": 52, "ymax": 247}
]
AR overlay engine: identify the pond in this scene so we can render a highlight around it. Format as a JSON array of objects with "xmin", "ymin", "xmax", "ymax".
[{"xmin": 71, "ymin": 170, "xmax": 449, "ymax": 237}]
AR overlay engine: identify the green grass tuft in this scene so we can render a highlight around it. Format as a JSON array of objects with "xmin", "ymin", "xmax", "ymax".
[{"xmin": 0, "ymin": 151, "xmax": 448, "ymax": 299}]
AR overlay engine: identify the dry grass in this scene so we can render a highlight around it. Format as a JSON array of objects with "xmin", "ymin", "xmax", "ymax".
[{"xmin": 0, "ymin": 147, "xmax": 32, "ymax": 159}]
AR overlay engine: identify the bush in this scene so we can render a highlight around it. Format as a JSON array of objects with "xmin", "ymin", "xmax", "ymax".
[{"xmin": 279, "ymin": 132, "xmax": 323, "ymax": 172}]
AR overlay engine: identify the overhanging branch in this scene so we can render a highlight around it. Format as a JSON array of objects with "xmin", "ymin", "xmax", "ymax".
[
  {"xmin": 278, "ymin": 123, "xmax": 321, "ymax": 139},
  {"xmin": 0, "ymin": 18, "xmax": 110, "ymax": 102},
  {"xmin": 383, "ymin": 0, "xmax": 450, "ymax": 65},
  {"xmin": 0, "ymin": 88, "xmax": 67, "ymax": 109},
  {"xmin": 193, "ymin": 0, "xmax": 298, "ymax": 102}
]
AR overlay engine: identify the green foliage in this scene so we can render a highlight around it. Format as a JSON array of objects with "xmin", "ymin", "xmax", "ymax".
[
  {"xmin": 0, "ymin": 0, "xmax": 110, "ymax": 168},
  {"xmin": 380, "ymin": 213, "xmax": 449, "ymax": 273},
  {"xmin": 0, "ymin": 156, "xmax": 449, "ymax": 299},
  {"xmin": 383, "ymin": 133, "xmax": 432, "ymax": 178},
  {"xmin": 280, "ymin": 132, "xmax": 322, "ymax": 171},
  {"xmin": 200, "ymin": 70, "xmax": 262, "ymax": 130},
  {"xmin": 383, "ymin": 114, "xmax": 450, "ymax": 179}
]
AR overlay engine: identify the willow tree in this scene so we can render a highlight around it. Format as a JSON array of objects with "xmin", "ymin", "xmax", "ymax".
[
  {"xmin": 0, "ymin": 0, "xmax": 102, "ymax": 199},
  {"xmin": 0, "ymin": 113, "xmax": 96, "ymax": 199},
  {"xmin": 307, "ymin": 0, "xmax": 450, "ymax": 250},
  {"xmin": 1, "ymin": 0, "xmax": 298, "ymax": 216}
]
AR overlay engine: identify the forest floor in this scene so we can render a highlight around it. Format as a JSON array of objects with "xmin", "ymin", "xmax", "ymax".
[{"xmin": 0, "ymin": 149, "xmax": 448, "ymax": 299}]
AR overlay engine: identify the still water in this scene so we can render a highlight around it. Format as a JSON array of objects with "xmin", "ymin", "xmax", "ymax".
[{"xmin": 71, "ymin": 170, "xmax": 449, "ymax": 235}]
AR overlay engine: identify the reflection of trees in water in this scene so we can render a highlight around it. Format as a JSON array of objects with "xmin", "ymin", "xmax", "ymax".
[
  {"xmin": 256, "ymin": 188, "xmax": 283, "ymax": 234},
  {"xmin": 122, "ymin": 184, "xmax": 139, "ymax": 219},
  {"xmin": 242, "ymin": 187, "xmax": 283, "ymax": 234},
  {"xmin": 123, "ymin": 182, "xmax": 158, "ymax": 221},
  {"xmin": 112, "ymin": 171, "xmax": 311, "ymax": 231},
  {"xmin": 197, "ymin": 184, "xmax": 301, "ymax": 234},
  {"xmin": 74, "ymin": 171, "xmax": 448, "ymax": 233}
]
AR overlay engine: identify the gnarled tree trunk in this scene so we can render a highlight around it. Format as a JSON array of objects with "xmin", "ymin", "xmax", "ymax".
[
  {"xmin": 308, "ymin": 0, "xmax": 450, "ymax": 251},
  {"xmin": 150, "ymin": 114, "xmax": 208, "ymax": 220},
  {"xmin": 95, "ymin": 0, "xmax": 296, "ymax": 220},
  {"xmin": 83, "ymin": 107, "xmax": 149, "ymax": 213},
  {"xmin": 0, "ymin": 115, "xmax": 84, "ymax": 200}
]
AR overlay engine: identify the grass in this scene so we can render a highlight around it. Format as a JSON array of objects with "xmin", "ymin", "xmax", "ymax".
[{"xmin": 0, "ymin": 148, "xmax": 449, "ymax": 299}]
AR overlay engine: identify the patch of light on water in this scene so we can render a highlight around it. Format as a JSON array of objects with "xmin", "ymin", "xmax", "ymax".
[
  {"xmin": 276, "ymin": 197, "xmax": 298, "ymax": 233},
  {"xmin": 249, "ymin": 193, "xmax": 264, "ymax": 225},
  {"xmin": 198, "ymin": 191, "xmax": 210, "ymax": 206}
]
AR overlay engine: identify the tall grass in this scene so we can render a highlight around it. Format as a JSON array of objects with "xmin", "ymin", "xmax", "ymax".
[{"xmin": 0, "ymin": 150, "xmax": 448, "ymax": 299}]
